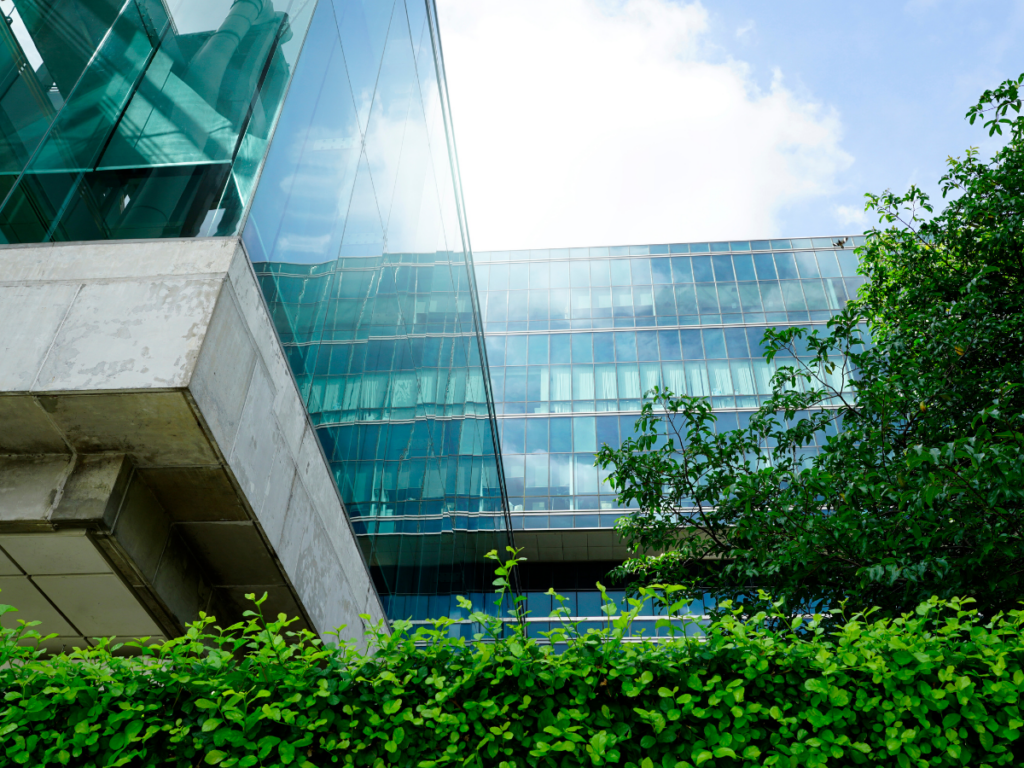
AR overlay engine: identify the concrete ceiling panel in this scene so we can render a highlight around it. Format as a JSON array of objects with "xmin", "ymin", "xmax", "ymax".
[
  {"xmin": 136, "ymin": 467, "xmax": 247, "ymax": 521},
  {"xmin": 37, "ymin": 392, "xmax": 218, "ymax": 466},
  {"xmin": 176, "ymin": 522, "xmax": 284, "ymax": 587},
  {"xmin": 0, "ymin": 396, "xmax": 69, "ymax": 453},
  {"xmin": 34, "ymin": 574, "xmax": 162, "ymax": 638},
  {"xmin": 0, "ymin": 456, "xmax": 71, "ymax": 521},
  {"xmin": 0, "ymin": 575, "xmax": 77, "ymax": 635},
  {"xmin": 0, "ymin": 548, "xmax": 23, "ymax": 575},
  {"xmin": 0, "ymin": 532, "xmax": 112, "ymax": 575}
]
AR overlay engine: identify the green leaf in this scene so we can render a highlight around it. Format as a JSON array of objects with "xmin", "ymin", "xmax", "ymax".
[{"xmin": 204, "ymin": 751, "xmax": 227, "ymax": 765}]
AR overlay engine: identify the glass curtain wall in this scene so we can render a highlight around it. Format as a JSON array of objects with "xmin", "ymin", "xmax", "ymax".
[
  {"xmin": 242, "ymin": 0, "xmax": 511, "ymax": 623},
  {"xmin": 474, "ymin": 237, "xmax": 865, "ymax": 532},
  {"xmin": 0, "ymin": 0, "xmax": 314, "ymax": 241}
]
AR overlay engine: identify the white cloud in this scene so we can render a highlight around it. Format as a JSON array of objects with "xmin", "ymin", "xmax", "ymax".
[
  {"xmin": 436, "ymin": 0, "xmax": 853, "ymax": 250},
  {"xmin": 735, "ymin": 20, "xmax": 755, "ymax": 39},
  {"xmin": 835, "ymin": 203, "xmax": 871, "ymax": 229}
]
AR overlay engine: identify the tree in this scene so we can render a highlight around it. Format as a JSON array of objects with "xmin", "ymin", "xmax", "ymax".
[{"xmin": 597, "ymin": 76, "xmax": 1024, "ymax": 619}]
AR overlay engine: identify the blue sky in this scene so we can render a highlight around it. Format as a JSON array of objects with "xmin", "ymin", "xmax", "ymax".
[{"xmin": 437, "ymin": 0, "xmax": 1024, "ymax": 250}]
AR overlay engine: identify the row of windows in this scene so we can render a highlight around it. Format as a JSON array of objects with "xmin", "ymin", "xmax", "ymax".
[
  {"xmin": 494, "ymin": 411, "xmax": 838, "ymax": 456},
  {"xmin": 473, "ymin": 236, "xmax": 865, "ymax": 262},
  {"xmin": 480, "ymin": 277, "xmax": 860, "ymax": 322},
  {"xmin": 481, "ymin": 313, "xmax": 833, "ymax": 333},
  {"xmin": 485, "ymin": 325, "xmax": 829, "ymax": 366},
  {"xmin": 474, "ymin": 250, "xmax": 860, "ymax": 290},
  {"xmin": 489, "ymin": 359, "xmax": 851, "ymax": 405}
]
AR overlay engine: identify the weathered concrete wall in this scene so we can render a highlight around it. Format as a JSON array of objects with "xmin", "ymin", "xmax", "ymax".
[{"xmin": 0, "ymin": 238, "xmax": 385, "ymax": 647}]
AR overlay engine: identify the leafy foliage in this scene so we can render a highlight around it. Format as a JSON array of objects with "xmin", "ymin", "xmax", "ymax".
[
  {"xmin": 2, "ymin": 551, "xmax": 1024, "ymax": 767},
  {"xmin": 597, "ymin": 76, "xmax": 1024, "ymax": 619}
]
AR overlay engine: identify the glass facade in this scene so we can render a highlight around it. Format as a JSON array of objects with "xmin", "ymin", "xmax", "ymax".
[
  {"xmin": 473, "ymin": 238, "xmax": 865, "ymax": 533},
  {"xmin": 240, "ymin": 0, "xmax": 511, "ymax": 621},
  {"xmin": 0, "ymin": 0, "xmax": 314, "ymax": 241},
  {"xmin": 0, "ymin": 0, "xmax": 512, "ymax": 623}
]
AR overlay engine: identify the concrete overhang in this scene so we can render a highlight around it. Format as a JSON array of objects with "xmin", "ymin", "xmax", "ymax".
[{"xmin": 0, "ymin": 237, "xmax": 385, "ymax": 650}]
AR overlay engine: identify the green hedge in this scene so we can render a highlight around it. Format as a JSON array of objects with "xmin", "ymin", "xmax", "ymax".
[{"xmin": 2, "ymin": 558, "xmax": 1023, "ymax": 767}]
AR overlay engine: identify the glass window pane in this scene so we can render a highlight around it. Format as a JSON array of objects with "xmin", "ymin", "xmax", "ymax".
[
  {"xmin": 733, "ymin": 255, "xmax": 756, "ymax": 281},
  {"xmin": 654, "ymin": 284, "xmax": 676, "ymax": 316},
  {"xmin": 795, "ymin": 252, "xmax": 820, "ymax": 278},
  {"xmin": 550, "ymin": 260, "xmax": 570, "ymax": 287},
  {"xmin": 738, "ymin": 283, "xmax": 763, "ymax": 312},
  {"xmin": 803, "ymin": 280, "xmax": 829, "ymax": 310},
  {"xmin": 594, "ymin": 333, "xmax": 615, "ymax": 362},
  {"xmin": 674, "ymin": 284, "xmax": 698, "ymax": 315},
  {"xmin": 571, "ymin": 333, "xmax": 593, "ymax": 363},
  {"xmin": 837, "ymin": 250, "xmax": 859, "ymax": 276},
  {"xmin": 614, "ymin": 331, "xmax": 637, "ymax": 362},
  {"xmin": 781, "ymin": 281, "xmax": 807, "ymax": 310},
  {"xmin": 570, "ymin": 261, "xmax": 590, "ymax": 287},
  {"xmin": 633, "ymin": 286, "xmax": 654, "ymax": 317},
  {"xmin": 686, "ymin": 362, "xmax": 709, "ymax": 396},
  {"xmin": 617, "ymin": 364, "xmax": 641, "ymax": 399},
  {"xmin": 592, "ymin": 287, "xmax": 612, "ymax": 318},
  {"xmin": 712, "ymin": 255, "xmax": 734, "ymax": 281},
  {"xmin": 504, "ymin": 367, "xmax": 527, "ymax": 401},
  {"xmin": 760, "ymin": 282, "xmax": 784, "ymax": 312},
  {"xmin": 696, "ymin": 285, "xmax": 719, "ymax": 313},
  {"xmin": 528, "ymin": 334, "xmax": 549, "ymax": 363},
  {"xmin": 731, "ymin": 361, "xmax": 756, "ymax": 395},
  {"xmin": 550, "ymin": 366, "xmax": 572, "ymax": 401},
  {"xmin": 572, "ymin": 365, "xmax": 595, "ymax": 399},
  {"xmin": 528, "ymin": 290, "xmax": 549, "ymax": 320},
  {"xmin": 717, "ymin": 283, "xmax": 740, "ymax": 313},
  {"xmin": 702, "ymin": 329, "xmax": 727, "ymax": 358},
  {"xmin": 526, "ymin": 419, "xmax": 548, "ymax": 453},
  {"xmin": 610, "ymin": 260, "xmax": 631, "ymax": 285},
  {"xmin": 651, "ymin": 258, "xmax": 672, "ymax": 283},
  {"xmin": 549, "ymin": 288, "xmax": 570, "ymax": 319},
  {"xmin": 502, "ymin": 419, "xmax": 526, "ymax": 453},
  {"xmin": 507, "ymin": 290, "xmax": 528, "ymax": 320},
  {"xmin": 488, "ymin": 264, "xmax": 509, "ymax": 290},
  {"xmin": 571, "ymin": 288, "xmax": 592, "ymax": 318},
  {"xmin": 630, "ymin": 258, "xmax": 652, "ymax": 284},
  {"xmin": 636, "ymin": 330, "xmax": 659, "ymax": 361},
  {"xmin": 595, "ymin": 364, "xmax": 618, "ymax": 399},
  {"xmin": 816, "ymin": 251, "xmax": 842, "ymax": 277},
  {"xmin": 724, "ymin": 327, "xmax": 749, "ymax": 357},
  {"xmin": 530, "ymin": 262, "xmax": 550, "ymax": 289},
  {"xmin": 775, "ymin": 252, "xmax": 799, "ymax": 279},
  {"xmin": 671, "ymin": 257, "xmax": 693, "ymax": 282},
  {"xmin": 708, "ymin": 361, "xmax": 733, "ymax": 395},
  {"xmin": 692, "ymin": 256, "xmax": 714, "ymax": 282},
  {"xmin": 662, "ymin": 361, "xmax": 685, "ymax": 394},
  {"xmin": 753, "ymin": 253, "xmax": 777, "ymax": 280},
  {"xmin": 680, "ymin": 329, "xmax": 703, "ymax": 359},
  {"xmin": 550, "ymin": 418, "xmax": 572, "ymax": 452},
  {"xmin": 506, "ymin": 335, "xmax": 527, "ymax": 365},
  {"xmin": 658, "ymin": 329, "xmax": 681, "ymax": 360}
]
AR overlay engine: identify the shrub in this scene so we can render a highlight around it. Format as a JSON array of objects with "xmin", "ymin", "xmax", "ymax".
[{"xmin": 2, "ymin": 552, "xmax": 1023, "ymax": 767}]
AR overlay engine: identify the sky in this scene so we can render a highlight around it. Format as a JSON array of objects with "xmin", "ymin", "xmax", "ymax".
[{"xmin": 435, "ymin": 0, "xmax": 1024, "ymax": 251}]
